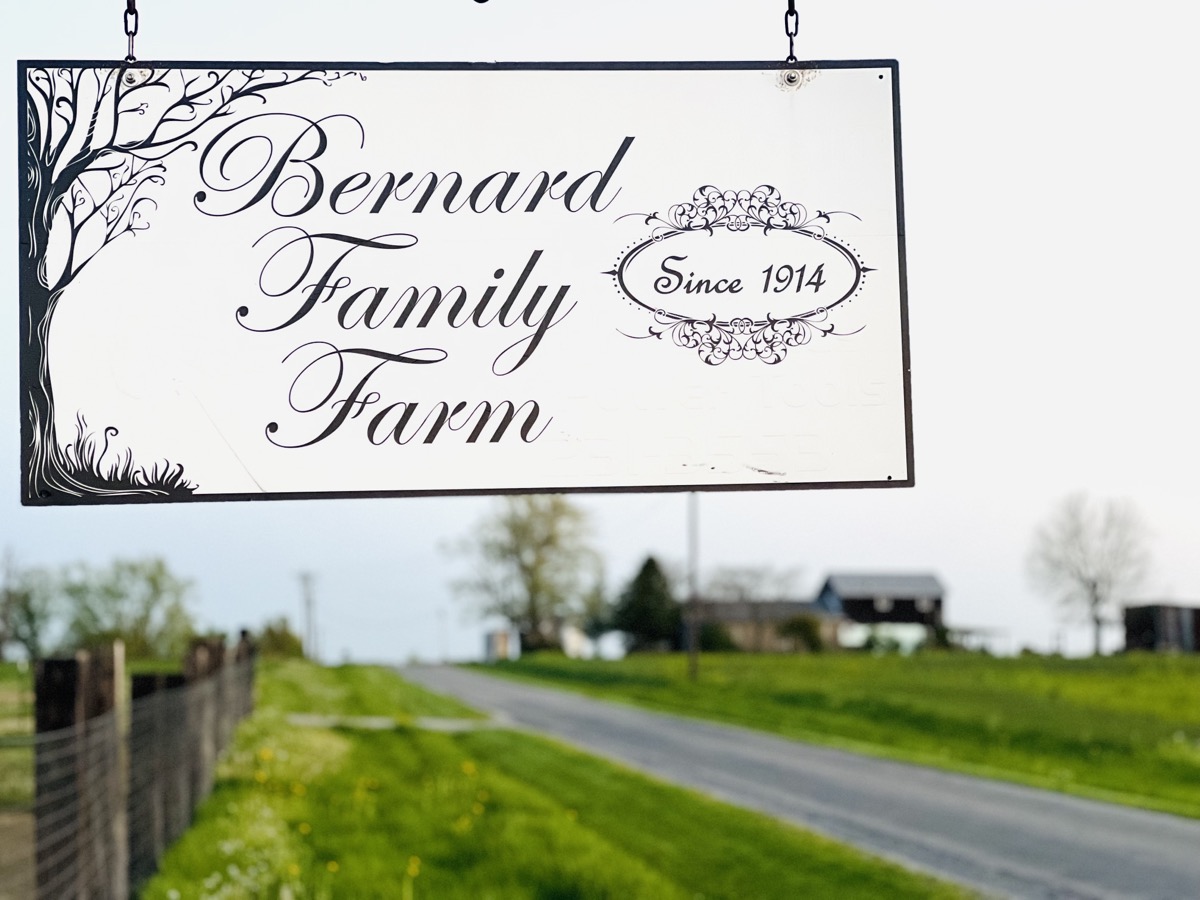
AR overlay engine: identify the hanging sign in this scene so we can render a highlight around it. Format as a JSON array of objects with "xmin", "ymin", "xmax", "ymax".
[{"xmin": 18, "ymin": 61, "xmax": 911, "ymax": 505}]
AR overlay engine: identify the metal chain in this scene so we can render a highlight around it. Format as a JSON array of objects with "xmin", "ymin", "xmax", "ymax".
[
  {"xmin": 784, "ymin": 0, "xmax": 799, "ymax": 64},
  {"xmin": 124, "ymin": 0, "xmax": 139, "ymax": 63}
]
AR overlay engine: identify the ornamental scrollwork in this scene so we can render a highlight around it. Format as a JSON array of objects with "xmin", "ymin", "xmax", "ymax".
[{"xmin": 612, "ymin": 186, "xmax": 870, "ymax": 366}]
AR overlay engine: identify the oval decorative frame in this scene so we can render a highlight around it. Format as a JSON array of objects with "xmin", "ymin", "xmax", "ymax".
[{"xmin": 608, "ymin": 185, "xmax": 874, "ymax": 365}]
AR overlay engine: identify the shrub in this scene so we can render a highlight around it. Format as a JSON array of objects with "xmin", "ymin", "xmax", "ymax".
[
  {"xmin": 699, "ymin": 622, "xmax": 738, "ymax": 652},
  {"xmin": 777, "ymin": 614, "xmax": 824, "ymax": 653},
  {"xmin": 258, "ymin": 618, "xmax": 304, "ymax": 659}
]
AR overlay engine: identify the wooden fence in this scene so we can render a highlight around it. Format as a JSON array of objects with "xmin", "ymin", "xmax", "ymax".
[{"xmin": 0, "ymin": 639, "xmax": 254, "ymax": 899}]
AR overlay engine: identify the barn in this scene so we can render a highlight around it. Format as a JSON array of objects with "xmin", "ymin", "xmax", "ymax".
[
  {"xmin": 1124, "ymin": 604, "xmax": 1200, "ymax": 652},
  {"xmin": 814, "ymin": 573, "xmax": 945, "ymax": 627}
]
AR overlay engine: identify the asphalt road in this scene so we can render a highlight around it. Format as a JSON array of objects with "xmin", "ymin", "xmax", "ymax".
[{"xmin": 403, "ymin": 665, "xmax": 1200, "ymax": 900}]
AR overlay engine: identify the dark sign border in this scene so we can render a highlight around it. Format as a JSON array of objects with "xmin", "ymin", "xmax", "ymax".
[{"xmin": 17, "ymin": 59, "xmax": 911, "ymax": 506}]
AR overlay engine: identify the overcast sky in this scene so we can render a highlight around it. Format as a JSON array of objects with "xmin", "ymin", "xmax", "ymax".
[{"xmin": 4, "ymin": 0, "xmax": 1198, "ymax": 661}]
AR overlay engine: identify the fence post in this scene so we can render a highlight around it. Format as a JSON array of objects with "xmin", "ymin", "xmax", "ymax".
[
  {"xmin": 111, "ymin": 641, "xmax": 128, "ymax": 900},
  {"xmin": 160, "ymin": 673, "xmax": 189, "ymax": 849},
  {"xmin": 34, "ymin": 654, "xmax": 85, "ymax": 900},
  {"xmin": 34, "ymin": 647, "xmax": 121, "ymax": 900},
  {"xmin": 32, "ymin": 639, "xmax": 258, "ymax": 898},
  {"xmin": 129, "ymin": 673, "xmax": 167, "ymax": 889},
  {"xmin": 183, "ymin": 639, "xmax": 221, "ymax": 814}
]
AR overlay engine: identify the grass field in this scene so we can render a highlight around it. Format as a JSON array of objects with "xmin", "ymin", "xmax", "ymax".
[
  {"xmin": 482, "ymin": 651, "xmax": 1200, "ymax": 818},
  {"xmin": 0, "ymin": 662, "xmax": 34, "ymax": 810},
  {"xmin": 142, "ymin": 659, "xmax": 970, "ymax": 899},
  {"xmin": 0, "ymin": 662, "xmax": 33, "ymax": 737}
]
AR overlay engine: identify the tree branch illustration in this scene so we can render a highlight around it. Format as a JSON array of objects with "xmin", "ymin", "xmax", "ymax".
[{"xmin": 22, "ymin": 66, "xmax": 358, "ymax": 500}]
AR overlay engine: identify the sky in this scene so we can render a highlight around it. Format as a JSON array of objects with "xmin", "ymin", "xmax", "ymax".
[{"xmin": 3, "ymin": 0, "xmax": 1199, "ymax": 662}]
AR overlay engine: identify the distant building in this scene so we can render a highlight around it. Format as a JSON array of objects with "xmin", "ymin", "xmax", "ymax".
[
  {"xmin": 815, "ymin": 573, "xmax": 945, "ymax": 627},
  {"xmin": 484, "ymin": 628, "xmax": 520, "ymax": 662},
  {"xmin": 559, "ymin": 625, "xmax": 627, "ymax": 660},
  {"xmin": 696, "ymin": 572, "xmax": 947, "ymax": 652},
  {"xmin": 697, "ymin": 599, "xmax": 837, "ymax": 652},
  {"xmin": 1124, "ymin": 604, "xmax": 1200, "ymax": 652}
]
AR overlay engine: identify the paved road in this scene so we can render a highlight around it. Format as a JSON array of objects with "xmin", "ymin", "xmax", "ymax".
[{"xmin": 404, "ymin": 665, "xmax": 1200, "ymax": 900}]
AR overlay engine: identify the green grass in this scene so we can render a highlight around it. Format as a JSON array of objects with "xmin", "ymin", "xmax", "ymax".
[
  {"xmin": 0, "ymin": 662, "xmax": 33, "ymax": 737},
  {"xmin": 142, "ymin": 660, "xmax": 970, "ymax": 899},
  {"xmin": 258, "ymin": 657, "xmax": 482, "ymax": 722},
  {"xmin": 480, "ymin": 651, "xmax": 1200, "ymax": 818},
  {"xmin": 0, "ymin": 662, "xmax": 34, "ymax": 809},
  {"xmin": 128, "ymin": 658, "xmax": 192, "ymax": 675}
]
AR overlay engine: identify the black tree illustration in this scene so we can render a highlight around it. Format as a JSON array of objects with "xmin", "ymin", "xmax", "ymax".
[{"xmin": 20, "ymin": 66, "xmax": 352, "ymax": 501}]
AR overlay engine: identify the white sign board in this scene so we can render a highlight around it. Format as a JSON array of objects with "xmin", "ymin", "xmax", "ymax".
[{"xmin": 18, "ymin": 61, "xmax": 911, "ymax": 504}]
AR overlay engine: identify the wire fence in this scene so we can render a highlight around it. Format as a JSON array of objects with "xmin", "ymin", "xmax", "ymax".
[
  {"xmin": 0, "ymin": 650, "xmax": 255, "ymax": 900},
  {"xmin": 34, "ymin": 709, "xmax": 123, "ymax": 899}
]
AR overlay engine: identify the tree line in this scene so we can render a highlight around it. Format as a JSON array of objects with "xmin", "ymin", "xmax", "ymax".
[
  {"xmin": 453, "ymin": 496, "xmax": 820, "ymax": 654},
  {"xmin": 457, "ymin": 491, "xmax": 1154, "ymax": 656},
  {"xmin": 0, "ymin": 553, "xmax": 304, "ymax": 662},
  {"xmin": 2, "ymin": 491, "xmax": 1149, "ymax": 661}
]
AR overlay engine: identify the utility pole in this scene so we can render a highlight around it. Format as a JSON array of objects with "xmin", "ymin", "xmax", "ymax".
[
  {"xmin": 687, "ymin": 492, "xmax": 699, "ymax": 682},
  {"xmin": 299, "ymin": 572, "xmax": 317, "ymax": 662},
  {"xmin": 438, "ymin": 607, "xmax": 448, "ymax": 664}
]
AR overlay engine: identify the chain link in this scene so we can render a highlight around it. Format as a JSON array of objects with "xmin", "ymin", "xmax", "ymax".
[
  {"xmin": 784, "ymin": 0, "xmax": 799, "ymax": 64},
  {"xmin": 124, "ymin": 0, "xmax": 139, "ymax": 63}
]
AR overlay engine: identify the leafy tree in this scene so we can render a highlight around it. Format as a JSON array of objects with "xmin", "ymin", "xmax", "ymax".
[
  {"xmin": 1, "ymin": 553, "xmax": 57, "ymax": 660},
  {"xmin": 454, "ymin": 496, "xmax": 598, "ymax": 652},
  {"xmin": 59, "ymin": 557, "xmax": 196, "ymax": 660},
  {"xmin": 0, "ymin": 553, "xmax": 18, "ymax": 659},
  {"xmin": 612, "ymin": 557, "xmax": 682, "ymax": 651},
  {"xmin": 1027, "ymin": 493, "xmax": 1150, "ymax": 655}
]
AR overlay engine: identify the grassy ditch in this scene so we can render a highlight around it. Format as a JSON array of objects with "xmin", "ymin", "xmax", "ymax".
[
  {"xmin": 481, "ymin": 652, "xmax": 1200, "ymax": 819},
  {"xmin": 142, "ymin": 659, "xmax": 970, "ymax": 899}
]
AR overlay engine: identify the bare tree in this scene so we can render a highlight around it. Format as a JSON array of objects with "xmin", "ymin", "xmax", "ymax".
[
  {"xmin": 1027, "ymin": 493, "xmax": 1150, "ymax": 655},
  {"xmin": 21, "ymin": 66, "xmax": 353, "ymax": 499},
  {"xmin": 704, "ymin": 565, "xmax": 800, "ymax": 602},
  {"xmin": 453, "ymin": 496, "xmax": 599, "ymax": 652}
]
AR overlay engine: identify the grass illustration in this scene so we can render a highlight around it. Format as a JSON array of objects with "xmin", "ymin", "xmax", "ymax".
[{"xmin": 56, "ymin": 415, "xmax": 196, "ymax": 498}]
